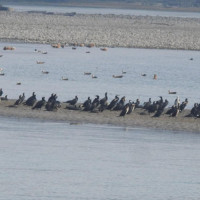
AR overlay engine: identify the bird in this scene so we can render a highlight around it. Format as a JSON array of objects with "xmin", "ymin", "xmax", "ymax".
[
  {"xmin": 107, "ymin": 95, "xmax": 119, "ymax": 110},
  {"xmin": 24, "ymin": 92, "xmax": 37, "ymax": 106},
  {"xmin": 119, "ymin": 103, "xmax": 130, "ymax": 117},
  {"xmin": 32, "ymin": 97, "xmax": 46, "ymax": 109},
  {"xmin": 0, "ymin": 88, "xmax": 3, "ymax": 96},
  {"xmin": 66, "ymin": 96, "xmax": 78, "ymax": 106},
  {"xmin": 1, "ymin": 95, "xmax": 8, "ymax": 101}
]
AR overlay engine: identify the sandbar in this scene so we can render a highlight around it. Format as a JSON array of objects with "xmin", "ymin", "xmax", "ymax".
[{"xmin": 0, "ymin": 99, "xmax": 200, "ymax": 133}]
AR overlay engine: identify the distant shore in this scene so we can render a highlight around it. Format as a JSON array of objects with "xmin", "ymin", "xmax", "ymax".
[
  {"xmin": 0, "ymin": 99, "xmax": 200, "ymax": 133},
  {"xmin": 0, "ymin": 11, "xmax": 200, "ymax": 50}
]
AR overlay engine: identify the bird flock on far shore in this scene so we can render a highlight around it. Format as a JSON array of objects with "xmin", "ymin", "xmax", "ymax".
[{"xmin": 0, "ymin": 88, "xmax": 200, "ymax": 118}]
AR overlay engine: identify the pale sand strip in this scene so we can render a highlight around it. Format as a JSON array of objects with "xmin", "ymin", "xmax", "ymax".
[
  {"xmin": 0, "ymin": 100, "xmax": 200, "ymax": 133},
  {"xmin": 0, "ymin": 11, "xmax": 200, "ymax": 50}
]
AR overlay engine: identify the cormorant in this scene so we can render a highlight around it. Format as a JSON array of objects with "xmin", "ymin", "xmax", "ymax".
[
  {"xmin": 0, "ymin": 88, "xmax": 3, "ymax": 96},
  {"xmin": 66, "ymin": 96, "xmax": 78, "ymax": 106},
  {"xmin": 119, "ymin": 103, "xmax": 130, "ymax": 117},
  {"xmin": 32, "ymin": 97, "xmax": 46, "ymax": 109},
  {"xmin": 107, "ymin": 95, "xmax": 119, "ymax": 110},
  {"xmin": 24, "ymin": 92, "xmax": 37, "ymax": 106}
]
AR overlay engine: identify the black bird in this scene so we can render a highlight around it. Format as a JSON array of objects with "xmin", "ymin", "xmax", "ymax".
[
  {"xmin": 166, "ymin": 105, "xmax": 176, "ymax": 115},
  {"xmin": 114, "ymin": 96, "xmax": 126, "ymax": 111},
  {"xmin": 99, "ymin": 92, "xmax": 108, "ymax": 107},
  {"xmin": 24, "ymin": 92, "xmax": 37, "ymax": 106},
  {"xmin": 32, "ymin": 97, "xmax": 46, "ymax": 109},
  {"xmin": 14, "ymin": 95, "xmax": 22, "ymax": 105},
  {"xmin": 83, "ymin": 97, "xmax": 92, "ymax": 111},
  {"xmin": 0, "ymin": 88, "xmax": 3, "ymax": 96},
  {"xmin": 143, "ymin": 98, "xmax": 151, "ymax": 109},
  {"xmin": 153, "ymin": 107, "xmax": 164, "ymax": 117},
  {"xmin": 91, "ymin": 95, "xmax": 100, "ymax": 111},
  {"xmin": 48, "ymin": 93, "xmax": 56, "ymax": 102},
  {"xmin": 19, "ymin": 93, "xmax": 25, "ymax": 104},
  {"xmin": 179, "ymin": 98, "xmax": 188, "ymax": 112},
  {"xmin": 107, "ymin": 95, "xmax": 119, "ymax": 110},
  {"xmin": 66, "ymin": 96, "xmax": 78, "ymax": 106},
  {"xmin": 135, "ymin": 98, "xmax": 141, "ymax": 108},
  {"xmin": 171, "ymin": 106, "xmax": 179, "ymax": 117},
  {"xmin": 127, "ymin": 101, "xmax": 135, "ymax": 114},
  {"xmin": 1, "ymin": 95, "xmax": 8, "ymax": 101},
  {"xmin": 119, "ymin": 103, "xmax": 130, "ymax": 117}
]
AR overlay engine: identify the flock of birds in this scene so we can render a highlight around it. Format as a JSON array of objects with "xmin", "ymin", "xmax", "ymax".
[{"xmin": 0, "ymin": 88, "xmax": 200, "ymax": 118}]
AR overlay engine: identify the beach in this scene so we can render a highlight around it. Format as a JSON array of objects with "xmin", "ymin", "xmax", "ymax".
[
  {"xmin": 0, "ymin": 11, "xmax": 200, "ymax": 50},
  {"xmin": 0, "ymin": 99, "xmax": 199, "ymax": 133}
]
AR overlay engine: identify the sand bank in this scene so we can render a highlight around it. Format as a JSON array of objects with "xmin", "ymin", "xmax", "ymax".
[
  {"xmin": 0, "ymin": 99, "xmax": 200, "ymax": 133},
  {"xmin": 0, "ymin": 11, "xmax": 200, "ymax": 50}
]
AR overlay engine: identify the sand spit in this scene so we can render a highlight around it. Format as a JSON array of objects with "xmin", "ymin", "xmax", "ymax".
[
  {"xmin": 0, "ymin": 11, "xmax": 200, "ymax": 50},
  {"xmin": 0, "ymin": 99, "xmax": 200, "ymax": 133}
]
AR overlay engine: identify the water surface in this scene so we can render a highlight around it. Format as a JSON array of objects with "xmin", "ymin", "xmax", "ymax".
[
  {"xmin": 5, "ymin": 4, "xmax": 200, "ymax": 18},
  {"xmin": 0, "ymin": 42, "xmax": 199, "ymax": 107}
]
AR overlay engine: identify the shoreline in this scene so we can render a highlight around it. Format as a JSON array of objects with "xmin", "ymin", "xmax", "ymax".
[
  {"xmin": 0, "ymin": 99, "xmax": 200, "ymax": 133},
  {"xmin": 4, "ymin": 2, "xmax": 200, "ymax": 13},
  {"xmin": 1, "ymin": 11, "xmax": 200, "ymax": 50}
]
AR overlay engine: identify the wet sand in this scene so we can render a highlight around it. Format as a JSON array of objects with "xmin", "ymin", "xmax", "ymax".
[
  {"xmin": 0, "ymin": 11, "xmax": 200, "ymax": 50},
  {"xmin": 0, "ymin": 99, "xmax": 200, "ymax": 133}
]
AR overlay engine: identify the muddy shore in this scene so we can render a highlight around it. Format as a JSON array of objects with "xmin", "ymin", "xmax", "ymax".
[{"xmin": 0, "ymin": 99, "xmax": 199, "ymax": 133}]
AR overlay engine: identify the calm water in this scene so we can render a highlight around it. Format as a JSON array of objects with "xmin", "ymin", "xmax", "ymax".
[
  {"xmin": 0, "ymin": 116, "xmax": 200, "ymax": 199},
  {"xmin": 5, "ymin": 4, "xmax": 200, "ymax": 18},
  {"xmin": 0, "ymin": 42, "xmax": 199, "ymax": 107}
]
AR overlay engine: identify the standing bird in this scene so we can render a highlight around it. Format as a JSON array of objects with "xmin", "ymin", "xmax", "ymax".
[
  {"xmin": 32, "ymin": 97, "xmax": 46, "ymax": 109},
  {"xmin": 119, "ymin": 103, "xmax": 130, "ymax": 117},
  {"xmin": 66, "ymin": 96, "xmax": 78, "ymax": 106},
  {"xmin": 91, "ymin": 95, "xmax": 100, "ymax": 111},
  {"xmin": 107, "ymin": 95, "xmax": 119, "ymax": 110},
  {"xmin": 82, "ymin": 97, "xmax": 92, "ymax": 111},
  {"xmin": 24, "ymin": 92, "xmax": 37, "ymax": 106},
  {"xmin": 19, "ymin": 93, "xmax": 25, "ymax": 104},
  {"xmin": 99, "ymin": 92, "xmax": 108, "ymax": 112},
  {"xmin": 179, "ymin": 98, "xmax": 188, "ymax": 112},
  {"xmin": 127, "ymin": 101, "xmax": 135, "ymax": 114},
  {"xmin": 0, "ymin": 88, "xmax": 3, "ymax": 96}
]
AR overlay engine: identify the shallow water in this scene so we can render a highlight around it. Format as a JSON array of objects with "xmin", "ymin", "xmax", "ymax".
[
  {"xmin": 0, "ymin": 116, "xmax": 200, "ymax": 200},
  {"xmin": 6, "ymin": 4, "xmax": 200, "ymax": 18},
  {"xmin": 0, "ymin": 42, "xmax": 199, "ymax": 108}
]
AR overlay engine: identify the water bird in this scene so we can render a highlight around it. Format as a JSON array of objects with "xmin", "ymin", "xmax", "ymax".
[
  {"xmin": 62, "ymin": 77, "xmax": 68, "ymax": 81},
  {"xmin": 42, "ymin": 70, "xmax": 49, "ymax": 74},
  {"xmin": 24, "ymin": 92, "xmax": 37, "ymax": 106},
  {"xmin": 141, "ymin": 74, "xmax": 147, "ymax": 76},
  {"xmin": 92, "ymin": 74, "xmax": 97, "ymax": 78},
  {"xmin": 0, "ymin": 88, "xmax": 3, "ymax": 96},
  {"xmin": 32, "ymin": 97, "xmax": 46, "ymax": 109},
  {"xmin": 66, "ymin": 96, "xmax": 78, "ymax": 106},
  {"xmin": 37, "ymin": 61, "xmax": 45, "ymax": 64},
  {"xmin": 82, "ymin": 97, "xmax": 92, "ymax": 111},
  {"xmin": 84, "ymin": 72, "xmax": 92, "ymax": 75},
  {"xmin": 16, "ymin": 82, "xmax": 21, "ymax": 85},
  {"xmin": 153, "ymin": 74, "xmax": 157, "ymax": 80},
  {"xmin": 112, "ymin": 75, "xmax": 123, "ymax": 78},
  {"xmin": 119, "ymin": 102, "xmax": 130, "ymax": 117},
  {"xmin": 0, "ymin": 55, "xmax": 3, "ymax": 57},
  {"xmin": 168, "ymin": 90, "xmax": 177, "ymax": 94},
  {"xmin": 107, "ymin": 95, "xmax": 119, "ymax": 110},
  {"xmin": 122, "ymin": 70, "xmax": 126, "ymax": 74},
  {"xmin": 100, "ymin": 47, "xmax": 108, "ymax": 51},
  {"xmin": 0, "ymin": 72, "xmax": 5, "ymax": 76},
  {"xmin": 1, "ymin": 95, "xmax": 8, "ymax": 101}
]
